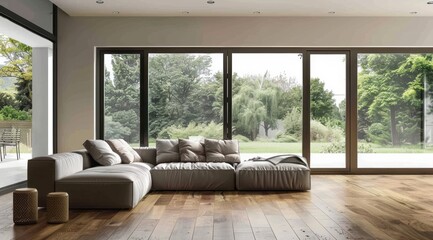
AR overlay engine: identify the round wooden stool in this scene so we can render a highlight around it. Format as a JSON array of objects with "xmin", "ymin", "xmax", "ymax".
[
  {"xmin": 13, "ymin": 188, "xmax": 38, "ymax": 224},
  {"xmin": 47, "ymin": 192, "xmax": 69, "ymax": 224}
]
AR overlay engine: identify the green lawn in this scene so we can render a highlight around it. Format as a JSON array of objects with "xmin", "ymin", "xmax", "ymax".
[{"xmin": 240, "ymin": 142, "xmax": 433, "ymax": 153}]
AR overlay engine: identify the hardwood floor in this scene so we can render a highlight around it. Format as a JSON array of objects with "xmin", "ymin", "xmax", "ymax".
[{"xmin": 1, "ymin": 175, "xmax": 433, "ymax": 240}]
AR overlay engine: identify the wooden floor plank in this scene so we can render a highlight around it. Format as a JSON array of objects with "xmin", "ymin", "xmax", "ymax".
[
  {"xmin": 170, "ymin": 217, "xmax": 195, "ymax": 240},
  {"xmin": 213, "ymin": 211, "xmax": 234, "ymax": 240},
  {"xmin": 266, "ymin": 214, "xmax": 299, "ymax": 240},
  {"xmin": 192, "ymin": 215, "xmax": 213, "ymax": 240}
]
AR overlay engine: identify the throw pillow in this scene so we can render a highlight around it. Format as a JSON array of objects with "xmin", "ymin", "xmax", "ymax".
[
  {"xmin": 179, "ymin": 139, "xmax": 206, "ymax": 162},
  {"xmin": 106, "ymin": 139, "xmax": 142, "ymax": 164},
  {"xmin": 156, "ymin": 139, "xmax": 180, "ymax": 164},
  {"xmin": 83, "ymin": 139, "xmax": 121, "ymax": 166},
  {"xmin": 204, "ymin": 139, "xmax": 240, "ymax": 163}
]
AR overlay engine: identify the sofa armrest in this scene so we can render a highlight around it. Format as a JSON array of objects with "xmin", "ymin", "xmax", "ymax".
[
  {"xmin": 28, "ymin": 152, "xmax": 84, "ymax": 207},
  {"xmin": 133, "ymin": 147, "xmax": 156, "ymax": 165}
]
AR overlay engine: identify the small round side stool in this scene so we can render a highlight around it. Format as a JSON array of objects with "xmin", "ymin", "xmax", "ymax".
[
  {"xmin": 46, "ymin": 192, "xmax": 69, "ymax": 224},
  {"xmin": 13, "ymin": 188, "xmax": 38, "ymax": 224}
]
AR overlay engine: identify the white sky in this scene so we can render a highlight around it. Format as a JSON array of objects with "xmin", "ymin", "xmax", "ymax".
[
  {"xmin": 0, "ymin": 56, "xmax": 6, "ymax": 65},
  {"xmin": 231, "ymin": 53, "xmax": 346, "ymax": 104},
  {"xmin": 310, "ymin": 54, "xmax": 346, "ymax": 104}
]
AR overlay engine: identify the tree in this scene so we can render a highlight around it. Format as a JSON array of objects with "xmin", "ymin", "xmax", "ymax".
[
  {"xmin": 148, "ymin": 54, "xmax": 221, "ymax": 138},
  {"xmin": 0, "ymin": 35, "xmax": 32, "ymax": 111},
  {"xmin": 0, "ymin": 92, "xmax": 17, "ymax": 109},
  {"xmin": 104, "ymin": 54, "xmax": 140, "ymax": 142},
  {"xmin": 357, "ymin": 54, "xmax": 433, "ymax": 146},
  {"xmin": 233, "ymin": 82, "xmax": 266, "ymax": 140},
  {"xmin": 104, "ymin": 117, "xmax": 131, "ymax": 139},
  {"xmin": 257, "ymin": 72, "xmax": 281, "ymax": 137},
  {"xmin": 231, "ymin": 71, "xmax": 306, "ymax": 140},
  {"xmin": 310, "ymin": 78, "xmax": 340, "ymax": 123}
]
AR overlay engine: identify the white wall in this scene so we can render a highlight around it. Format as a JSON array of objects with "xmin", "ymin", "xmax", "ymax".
[
  {"xmin": 32, "ymin": 47, "xmax": 53, "ymax": 157},
  {"xmin": 57, "ymin": 9, "xmax": 433, "ymax": 151}
]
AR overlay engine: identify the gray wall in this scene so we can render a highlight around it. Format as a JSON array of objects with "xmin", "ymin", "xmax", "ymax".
[
  {"xmin": 57, "ymin": 9, "xmax": 433, "ymax": 152},
  {"xmin": 0, "ymin": 0, "xmax": 53, "ymax": 33}
]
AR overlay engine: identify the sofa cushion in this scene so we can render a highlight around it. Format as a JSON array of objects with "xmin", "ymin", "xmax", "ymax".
[
  {"xmin": 83, "ymin": 139, "xmax": 121, "ymax": 166},
  {"xmin": 56, "ymin": 162, "xmax": 153, "ymax": 209},
  {"xmin": 106, "ymin": 139, "xmax": 141, "ymax": 164},
  {"xmin": 204, "ymin": 139, "xmax": 240, "ymax": 163},
  {"xmin": 133, "ymin": 147, "xmax": 157, "ymax": 165},
  {"xmin": 179, "ymin": 139, "xmax": 205, "ymax": 162},
  {"xmin": 156, "ymin": 139, "xmax": 180, "ymax": 164},
  {"xmin": 151, "ymin": 162, "xmax": 235, "ymax": 190}
]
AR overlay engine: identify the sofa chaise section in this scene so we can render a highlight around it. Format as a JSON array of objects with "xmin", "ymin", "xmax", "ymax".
[
  {"xmin": 28, "ymin": 148, "xmax": 155, "ymax": 209},
  {"xmin": 28, "ymin": 152, "xmax": 84, "ymax": 207},
  {"xmin": 56, "ymin": 162, "xmax": 152, "ymax": 209}
]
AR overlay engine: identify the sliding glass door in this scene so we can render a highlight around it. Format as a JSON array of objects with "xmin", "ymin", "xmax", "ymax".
[{"xmin": 307, "ymin": 51, "xmax": 349, "ymax": 170}]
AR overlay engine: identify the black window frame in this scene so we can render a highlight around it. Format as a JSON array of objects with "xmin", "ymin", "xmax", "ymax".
[{"xmin": 97, "ymin": 47, "xmax": 433, "ymax": 174}]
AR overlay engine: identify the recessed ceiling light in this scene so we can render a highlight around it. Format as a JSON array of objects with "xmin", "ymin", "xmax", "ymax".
[
  {"xmin": 427, "ymin": 1, "xmax": 433, "ymax": 4},
  {"xmin": 328, "ymin": 11, "xmax": 336, "ymax": 14},
  {"xmin": 253, "ymin": 11, "xmax": 261, "ymax": 14},
  {"xmin": 182, "ymin": 11, "xmax": 190, "ymax": 14},
  {"xmin": 207, "ymin": 0, "xmax": 215, "ymax": 4},
  {"xmin": 96, "ymin": 0, "xmax": 104, "ymax": 4},
  {"xmin": 112, "ymin": 11, "xmax": 120, "ymax": 14},
  {"xmin": 410, "ymin": 11, "xmax": 418, "ymax": 14}
]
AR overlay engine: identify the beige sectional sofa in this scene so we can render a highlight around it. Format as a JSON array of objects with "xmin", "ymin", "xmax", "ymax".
[{"xmin": 28, "ymin": 139, "xmax": 310, "ymax": 209}]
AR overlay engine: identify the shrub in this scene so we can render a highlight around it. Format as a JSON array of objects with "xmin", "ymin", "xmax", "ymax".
[
  {"xmin": 358, "ymin": 142, "xmax": 374, "ymax": 153},
  {"xmin": 104, "ymin": 117, "xmax": 131, "ymax": 139},
  {"xmin": 367, "ymin": 123, "xmax": 390, "ymax": 145},
  {"xmin": 321, "ymin": 142, "xmax": 345, "ymax": 153},
  {"xmin": 0, "ymin": 92, "xmax": 17, "ymax": 109},
  {"xmin": 283, "ymin": 108, "xmax": 302, "ymax": 139},
  {"xmin": 112, "ymin": 110, "xmax": 139, "ymax": 143},
  {"xmin": 275, "ymin": 133, "xmax": 298, "ymax": 143},
  {"xmin": 0, "ymin": 105, "xmax": 31, "ymax": 120},
  {"xmin": 310, "ymin": 119, "xmax": 344, "ymax": 142},
  {"xmin": 321, "ymin": 142, "xmax": 374, "ymax": 153},
  {"xmin": 233, "ymin": 134, "xmax": 250, "ymax": 142},
  {"xmin": 158, "ymin": 121, "xmax": 223, "ymax": 139}
]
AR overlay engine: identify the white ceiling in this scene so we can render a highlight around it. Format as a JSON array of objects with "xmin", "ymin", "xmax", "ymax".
[
  {"xmin": 51, "ymin": 0, "xmax": 433, "ymax": 17},
  {"xmin": 0, "ymin": 16, "xmax": 52, "ymax": 48}
]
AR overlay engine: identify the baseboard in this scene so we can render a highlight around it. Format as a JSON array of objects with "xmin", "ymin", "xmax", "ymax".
[{"xmin": 0, "ymin": 181, "xmax": 27, "ymax": 196}]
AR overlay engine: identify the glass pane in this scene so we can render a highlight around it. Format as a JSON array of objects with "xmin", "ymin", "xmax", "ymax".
[
  {"xmin": 148, "ymin": 53, "xmax": 224, "ymax": 146},
  {"xmin": 104, "ymin": 54, "xmax": 140, "ymax": 146},
  {"xmin": 310, "ymin": 54, "xmax": 346, "ymax": 168},
  {"xmin": 232, "ymin": 53, "xmax": 303, "ymax": 160},
  {"xmin": 358, "ymin": 53, "xmax": 433, "ymax": 168}
]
